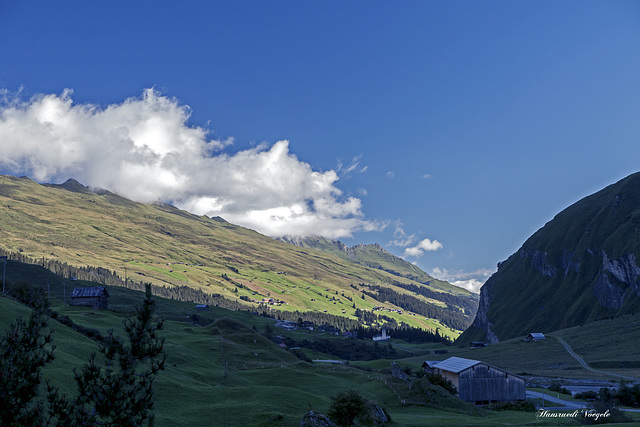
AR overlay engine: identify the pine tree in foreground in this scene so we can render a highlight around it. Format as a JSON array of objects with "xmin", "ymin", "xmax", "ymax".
[{"xmin": 47, "ymin": 284, "xmax": 166, "ymax": 426}]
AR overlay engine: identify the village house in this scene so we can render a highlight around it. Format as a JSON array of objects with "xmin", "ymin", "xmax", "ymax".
[
  {"xmin": 70, "ymin": 287, "xmax": 109, "ymax": 309},
  {"xmin": 427, "ymin": 356, "xmax": 525, "ymax": 404}
]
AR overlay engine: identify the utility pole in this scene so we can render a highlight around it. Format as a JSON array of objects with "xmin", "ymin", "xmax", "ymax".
[{"xmin": 1, "ymin": 256, "xmax": 7, "ymax": 295}]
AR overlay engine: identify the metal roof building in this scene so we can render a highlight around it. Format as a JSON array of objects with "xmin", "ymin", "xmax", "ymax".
[
  {"xmin": 526, "ymin": 333, "xmax": 546, "ymax": 341},
  {"xmin": 70, "ymin": 287, "xmax": 109, "ymax": 309},
  {"xmin": 431, "ymin": 357, "xmax": 525, "ymax": 404}
]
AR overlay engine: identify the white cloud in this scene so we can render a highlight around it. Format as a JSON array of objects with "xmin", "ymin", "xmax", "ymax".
[
  {"xmin": 0, "ymin": 88, "xmax": 382, "ymax": 239},
  {"xmin": 337, "ymin": 154, "xmax": 365, "ymax": 177},
  {"xmin": 429, "ymin": 267, "xmax": 495, "ymax": 293},
  {"xmin": 402, "ymin": 238, "xmax": 443, "ymax": 258},
  {"xmin": 388, "ymin": 221, "xmax": 416, "ymax": 247}
]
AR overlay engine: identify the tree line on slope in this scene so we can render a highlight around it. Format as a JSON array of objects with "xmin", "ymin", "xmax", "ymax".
[
  {"xmin": 360, "ymin": 285, "xmax": 471, "ymax": 331},
  {"xmin": 0, "ymin": 249, "xmax": 457, "ymax": 339}
]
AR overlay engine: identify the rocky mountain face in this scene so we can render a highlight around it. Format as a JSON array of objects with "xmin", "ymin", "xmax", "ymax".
[{"xmin": 458, "ymin": 172, "xmax": 640, "ymax": 344}]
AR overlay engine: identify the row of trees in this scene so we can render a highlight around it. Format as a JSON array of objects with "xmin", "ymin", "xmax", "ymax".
[{"xmin": 0, "ymin": 285, "xmax": 165, "ymax": 426}]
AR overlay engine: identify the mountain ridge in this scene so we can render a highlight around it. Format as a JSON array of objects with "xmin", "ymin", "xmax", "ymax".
[
  {"xmin": 277, "ymin": 235, "xmax": 462, "ymax": 294},
  {"xmin": 0, "ymin": 174, "xmax": 476, "ymax": 335},
  {"xmin": 458, "ymin": 172, "xmax": 640, "ymax": 344}
]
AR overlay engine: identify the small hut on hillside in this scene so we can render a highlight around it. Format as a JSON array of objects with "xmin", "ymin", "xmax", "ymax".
[
  {"xmin": 525, "ymin": 333, "xmax": 546, "ymax": 342},
  {"xmin": 70, "ymin": 287, "xmax": 109, "ymax": 309},
  {"xmin": 431, "ymin": 356, "xmax": 525, "ymax": 404}
]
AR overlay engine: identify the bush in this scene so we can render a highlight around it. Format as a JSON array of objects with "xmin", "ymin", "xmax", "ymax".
[
  {"xmin": 487, "ymin": 400, "xmax": 536, "ymax": 412},
  {"xmin": 549, "ymin": 381, "xmax": 572, "ymax": 396},
  {"xmin": 421, "ymin": 372, "xmax": 457, "ymax": 395},
  {"xmin": 328, "ymin": 389, "xmax": 367, "ymax": 426}
]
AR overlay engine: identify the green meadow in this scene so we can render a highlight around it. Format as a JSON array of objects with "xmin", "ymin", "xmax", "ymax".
[{"xmin": 0, "ymin": 284, "xmax": 600, "ymax": 427}]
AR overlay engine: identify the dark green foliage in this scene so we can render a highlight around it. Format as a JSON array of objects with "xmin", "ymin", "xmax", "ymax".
[
  {"xmin": 419, "ymin": 372, "xmax": 457, "ymax": 395},
  {"xmin": 578, "ymin": 387, "xmax": 631, "ymax": 424},
  {"xmin": 575, "ymin": 390, "xmax": 598, "ymax": 400},
  {"xmin": 361, "ymin": 285, "xmax": 472, "ymax": 330},
  {"xmin": 486, "ymin": 400, "xmax": 535, "ymax": 412},
  {"xmin": 0, "ymin": 301, "xmax": 54, "ymax": 426},
  {"xmin": 47, "ymin": 285, "xmax": 165, "ymax": 426},
  {"xmin": 327, "ymin": 389, "xmax": 367, "ymax": 426},
  {"xmin": 548, "ymin": 381, "xmax": 572, "ymax": 396},
  {"xmin": 613, "ymin": 382, "xmax": 640, "ymax": 407}
]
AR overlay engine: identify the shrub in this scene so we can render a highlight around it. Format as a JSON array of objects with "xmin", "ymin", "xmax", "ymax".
[
  {"xmin": 549, "ymin": 381, "xmax": 572, "ymax": 396},
  {"xmin": 328, "ymin": 389, "xmax": 367, "ymax": 426},
  {"xmin": 487, "ymin": 400, "xmax": 536, "ymax": 412},
  {"xmin": 422, "ymin": 372, "xmax": 457, "ymax": 395}
]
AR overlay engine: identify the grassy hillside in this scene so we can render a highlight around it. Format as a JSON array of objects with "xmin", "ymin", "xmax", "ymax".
[
  {"xmin": 0, "ymin": 284, "xmax": 568, "ymax": 427},
  {"xmin": 278, "ymin": 235, "xmax": 464, "ymax": 294},
  {"xmin": 0, "ymin": 174, "xmax": 476, "ymax": 336}
]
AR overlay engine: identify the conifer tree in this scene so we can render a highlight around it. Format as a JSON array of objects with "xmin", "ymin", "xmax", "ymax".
[
  {"xmin": 47, "ymin": 285, "xmax": 165, "ymax": 426},
  {"xmin": 0, "ymin": 302, "xmax": 54, "ymax": 426}
]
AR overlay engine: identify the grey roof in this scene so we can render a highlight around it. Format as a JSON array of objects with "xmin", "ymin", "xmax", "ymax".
[
  {"xmin": 70, "ymin": 287, "xmax": 109, "ymax": 298},
  {"xmin": 422, "ymin": 360, "xmax": 441, "ymax": 368},
  {"xmin": 433, "ymin": 356, "xmax": 526, "ymax": 380},
  {"xmin": 529, "ymin": 333, "xmax": 546, "ymax": 339},
  {"xmin": 433, "ymin": 356, "xmax": 481, "ymax": 374}
]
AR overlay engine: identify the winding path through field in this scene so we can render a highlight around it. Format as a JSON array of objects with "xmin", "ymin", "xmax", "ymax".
[{"xmin": 552, "ymin": 336, "xmax": 639, "ymax": 381}]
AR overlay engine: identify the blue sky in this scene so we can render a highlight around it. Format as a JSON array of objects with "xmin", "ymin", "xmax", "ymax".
[{"xmin": 1, "ymin": 1, "xmax": 640, "ymax": 291}]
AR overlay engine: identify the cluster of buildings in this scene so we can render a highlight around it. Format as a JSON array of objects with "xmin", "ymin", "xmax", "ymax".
[{"xmin": 372, "ymin": 306, "xmax": 403, "ymax": 315}]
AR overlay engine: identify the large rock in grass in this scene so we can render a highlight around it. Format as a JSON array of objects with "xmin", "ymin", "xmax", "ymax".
[{"xmin": 300, "ymin": 411, "xmax": 337, "ymax": 427}]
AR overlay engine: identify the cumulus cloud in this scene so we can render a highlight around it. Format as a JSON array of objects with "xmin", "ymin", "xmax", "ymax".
[
  {"xmin": 0, "ymin": 88, "xmax": 381, "ymax": 239},
  {"xmin": 430, "ymin": 267, "xmax": 494, "ymax": 293},
  {"xmin": 403, "ymin": 238, "xmax": 443, "ymax": 258}
]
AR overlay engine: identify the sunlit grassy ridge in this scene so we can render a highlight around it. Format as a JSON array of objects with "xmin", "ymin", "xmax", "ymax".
[{"xmin": 0, "ymin": 174, "xmax": 475, "ymax": 336}]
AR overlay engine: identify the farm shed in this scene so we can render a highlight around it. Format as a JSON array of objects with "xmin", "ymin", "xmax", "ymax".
[
  {"xmin": 195, "ymin": 304, "xmax": 209, "ymax": 311},
  {"xmin": 525, "ymin": 333, "xmax": 546, "ymax": 342},
  {"xmin": 432, "ymin": 356, "xmax": 525, "ymax": 404},
  {"xmin": 70, "ymin": 287, "xmax": 109, "ymax": 309}
]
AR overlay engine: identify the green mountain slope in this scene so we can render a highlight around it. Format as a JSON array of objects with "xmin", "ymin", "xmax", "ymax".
[
  {"xmin": 0, "ymin": 174, "xmax": 476, "ymax": 334},
  {"xmin": 458, "ymin": 172, "xmax": 640, "ymax": 344},
  {"xmin": 278, "ymin": 235, "xmax": 465, "ymax": 294}
]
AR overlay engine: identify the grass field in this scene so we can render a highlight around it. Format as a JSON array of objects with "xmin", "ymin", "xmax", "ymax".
[
  {"xmin": 1, "ymin": 286, "xmax": 606, "ymax": 426},
  {"xmin": 3, "ymin": 259, "xmax": 640, "ymax": 425}
]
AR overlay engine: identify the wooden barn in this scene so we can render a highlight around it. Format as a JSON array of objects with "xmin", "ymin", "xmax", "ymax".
[
  {"xmin": 70, "ymin": 287, "xmax": 109, "ymax": 309},
  {"xmin": 432, "ymin": 356, "xmax": 525, "ymax": 404}
]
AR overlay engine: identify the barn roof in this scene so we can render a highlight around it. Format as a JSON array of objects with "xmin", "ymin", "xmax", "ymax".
[
  {"xmin": 70, "ymin": 287, "xmax": 109, "ymax": 298},
  {"xmin": 434, "ymin": 356, "xmax": 526, "ymax": 380},
  {"xmin": 528, "ymin": 333, "xmax": 546, "ymax": 340},
  {"xmin": 434, "ymin": 356, "xmax": 482, "ymax": 373}
]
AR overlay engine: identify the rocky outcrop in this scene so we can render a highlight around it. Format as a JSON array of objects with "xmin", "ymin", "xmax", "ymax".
[
  {"xmin": 593, "ymin": 252, "xmax": 640, "ymax": 309},
  {"xmin": 300, "ymin": 411, "xmax": 337, "ymax": 427}
]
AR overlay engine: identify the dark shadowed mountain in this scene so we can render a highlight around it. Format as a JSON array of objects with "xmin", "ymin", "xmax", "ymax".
[{"xmin": 458, "ymin": 172, "xmax": 640, "ymax": 344}]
